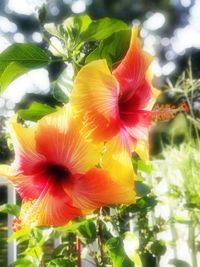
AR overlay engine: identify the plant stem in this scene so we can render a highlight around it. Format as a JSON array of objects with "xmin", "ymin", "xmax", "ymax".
[
  {"xmin": 97, "ymin": 210, "xmax": 105, "ymax": 266},
  {"xmin": 76, "ymin": 236, "xmax": 81, "ymax": 267},
  {"xmin": 188, "ymin": 224, "xmax": 198, "ymax": 267}
]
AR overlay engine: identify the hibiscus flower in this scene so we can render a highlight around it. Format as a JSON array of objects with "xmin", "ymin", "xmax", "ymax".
[
  {"xmin": 70, "ymin": 27, "xmax": 157, "ymax": 161},
  {"xmin": 0, "ymin": 105, "xmax": 135, "ymax": 227}
]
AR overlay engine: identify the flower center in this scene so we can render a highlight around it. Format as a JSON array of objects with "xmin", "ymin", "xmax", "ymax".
[
  {"xmin": 118, "ymin": 94, "xmax": 133, "ymax": 121},
  {"xmin": 44, "ymin": 163, "xmax": 70, "ymax": 181},
  {"xmin": 34, "ymin": 162, "xmax": 70, "ymax": 183}
]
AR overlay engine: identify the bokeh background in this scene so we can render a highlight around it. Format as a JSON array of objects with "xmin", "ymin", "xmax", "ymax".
[{"xmin": 0, "ymin": 0, "xmax": 200, "ymax": 117}]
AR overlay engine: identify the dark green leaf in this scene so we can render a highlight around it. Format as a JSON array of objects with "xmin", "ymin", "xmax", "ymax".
[
  {"xmin": 55, "ymin": 218, "xmax": 96, "ymax": 235},
  {"xmin": 126, "ymin": 196, "xmax": 157, "ymax": 213},
  {"xmin": 37, "ymin": 5, "xmax": 46, "ymax": 24},
  {"xmin": 18, "ymin": 102, "xmax": 57, "ymax": 121},
  {"xmin": 47, "ymin": 258, "xmax": 76, "ymax": 267},
  {"xmin": 135, "ymin": 181, "xmax": 151, "ymax": 197},
  {"xmin": 9, "ymin": 258, "xmax": 36, "ymax": 267},
  {"xmin": 78, "ymin": 220, "xmax": 96, "ymax": 243},
  {"xmin": 52, "ymin": 243, "xmax": 68, "ymax": 257},
  {"xmin": 0, "ymin": 203, "xmax": 20, "ymax": 216},
  {"xmin": 30, "ymin": 228, "xmax": 43, "ymax": 243},
  {"xmin": 86, "ymin": 30, "xmax": 131, "ymax": 66},
  {"xmin": 169, "ymin": 259, "xmax": 191, "ymax": 267},
  {"xmin": 136, "ymin": 196, "xmax": 157, "ymax": 210},
  {"xmin": 150, "ymin": 240, "xmax": 166, "ymax": 257},
  {"xmin": 52, "ymin": 65, "xmax": 74, "ymax": 103},
  {"xmin": 81, "ymin": 17, "xmax": 128, "ymax": 42},
  {"xmin": 0, "ymin": 43, "xmax": 49, "ymax": 94},
  {"xmin": 106, "ymin": 237, "xmax": 135, "ymax": 267},
  {"xmin": 52, "ymin": 83, "xmax": 68, "ymax": 103}
]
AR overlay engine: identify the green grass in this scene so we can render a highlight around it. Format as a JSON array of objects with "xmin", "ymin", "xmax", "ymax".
[{"xmin": 0, "ymin": 216, "xmax": 8, "ymax": 267}]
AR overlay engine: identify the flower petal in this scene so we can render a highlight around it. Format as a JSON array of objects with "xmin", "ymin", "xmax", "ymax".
[
  {"xmin": 123, "ymin": 110, "xmax": 151, "ymax": 141},
  {"xmin": 9, "ymin": 117, "xmax": 44, "ymax": 174},
  {"xmin": 64, "ymin": 168, "xmax": 135, "ymax": 210},
  {"xmin": 135, "ymin": 140, "xmax": 149, "ymax": 161},
  {"xmin": 0, "ymin": 165, "xmax": 43, "ymax": 200},
  {"xmin": 19, "ymin": 183, "xmax": 82, "ymax": 227},
  {"xmin": 0, "ymin": 164, "xmax": 51, "ymax": 200},
  {"xmin": 36, "ymin": 105, "xmax": 101, "ymax": 174},
  {"xmin": 71, "ymin": 60, "xmax": 120, "ymax": 141},
  {"xmin": 102, "ymin": 128, "xmax": 136, "ymax": 183},
  {"xmin": 113, "ymin": 27, "xmax": 152, "ymax": 94},
  {"xmin": 118, "ymin": 80, "xmax": 152, "ymax": 124}
]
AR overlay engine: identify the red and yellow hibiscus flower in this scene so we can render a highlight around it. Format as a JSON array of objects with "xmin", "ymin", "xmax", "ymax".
[
  {"xmin": 0, "ymin": 105, "xmax": 135, "ymax": 227},
  {"xmin": 71, "ymin": 27, "xmax": 157, "ymax": 160}
]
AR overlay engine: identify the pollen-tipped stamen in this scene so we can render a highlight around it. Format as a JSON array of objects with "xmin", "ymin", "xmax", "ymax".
[{"xmin": 152, "ymin": 101, "xmax": 189, "ymax": 122}]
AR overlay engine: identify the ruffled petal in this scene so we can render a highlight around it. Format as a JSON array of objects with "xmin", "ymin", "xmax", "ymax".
[
  {"xmin": 123, "ymin": 110, "xmax": 151, "ymax": 141},
  {"xmin": 0, "ymin": 165, "xmax": 43, "ymax": 200},
  {"xmin": 119, "ymin": 80, "xmax": 152, "ymax": 119},
  {"xmin": 71, "ymin": 60, "xmax": 120, "ymax": 141},
  {"xmin": 113, "ymin": 27, "xmax": 152, "ymax": 94},
  {"xmin": 19, "ymin": 183, "xmax": 82, "ymax": 227},
  {"xmin": 9, "ymin": 117, "xmax": 44, "ymax": 174},
  {"xmin": 135, "ymin": 140, "xmax": 149, "ymax": 161},
  {"xmin": 64, "ymin": 168, "xmax": 135, "ymax": 210},
  {"xmin": 36, "ymin": 105, "xmax": 101, "ymax": 174},
  {"xmin": 102, "ymin": 128, "xmax": 136, "ymax": 183}
]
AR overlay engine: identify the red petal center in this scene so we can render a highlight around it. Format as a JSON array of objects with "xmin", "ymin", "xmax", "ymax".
[
  {"xmin": 118, "ymin": 92, "xmax": 135, "ymax": 122},
  {"xmin": 34, "ymin": 162, "xmax": 71, "ymax": 184}
]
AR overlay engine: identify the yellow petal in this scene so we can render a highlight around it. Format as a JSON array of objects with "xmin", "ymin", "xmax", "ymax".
[
  {"xmin": 102, "ymin": 129, "xmax": 135, "ymax": 185},
  {"xmin": 9, "ymin": 116, "xmax": 44, "ymax": 174},
  {"xmin": 71, "ymin": 59, "xmax": 120, "ymax": 142},
  {"xmin": 64, "ymin": 168, "xmax": 135, "ymax": 210},
  {"xmin": 135, "ymin": 140, "xmax": 149, "ymax": 161},
  {"xmin": 36, "ymin": 104, "xmax": 101, "ymax": 174}
]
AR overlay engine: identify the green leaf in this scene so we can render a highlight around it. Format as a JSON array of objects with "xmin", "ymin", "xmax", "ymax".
[
  {"xmin": 81, "ymin": 17, "xmax": 128, "ymax": 42},
  {"xmin": 0, "ymin": 203, "xmax": 20, "ymax": 216},
  {"xmin": 47, "ymin": 258, "xmax": 76, "ymax": 267},
  {"xmin": 52, "ymin": 243, "xmax": 68, "ymax": 257},
  {"xmin": 86, "ymin": 29, "xmax": 131, "ymax": 66},
  {"xmin": 106, "ymin": 237, "xmax": 135, "ymax": 267},
  {"xmin": 9, "ymin": 258, "xmax": 36, "ymax": 267},
  {"xmin": 137, "ymin": 160, "xmax": 152, "ymax": 174},
  {"xmin": 55, "ymin": 217, "xmax": 96, "ymax": 235},
  {"xmin": 0, "ymin": 43, "xmax": 49, "ymax": 94},
  {"xmin": 150, "ymin": 240, "xmax": 166, "ymax": 257},
  {"xmin": 126, "ymin": 196, "xmax": 157, "ymax": 213},
  {"xmin": 135, "ymin": 181, "xmax": 151, "ymax": 197},
  {"xmin": 136, "ymin": 196, "xmax": 157, "ymax": 210},
  {"xmin": 63, "ymin": 15, "xmax": 92, "ymax": 37},
  {"xmin": 168, "ymin": 259, "xmax": 191, "ymax": 267},
  {"xmin": 123, "ymin": 232, "xmax": 142, "ymax": 267},
  {"xmin": 78, "ymin": 220, "xmax": 96, "ymax": 243},
  {"xmin": 52, "ymin": 65, "xmax": 74, "ymax": 103},
  {"xmin": 18, "ymin": 102, "xmax": 57, "ymax": 121},
  {"xmin": 8, "ymin": 228, "xmax": 31, "ymax": 242},
  {"xmin": 61, "ymin": 15, "xmax": 92, "ymax": 50}
]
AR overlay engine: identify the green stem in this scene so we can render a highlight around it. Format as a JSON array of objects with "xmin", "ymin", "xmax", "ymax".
[
  {"xmin": 97, "ymin": 210, "xmax": 105, "ymax": 266},
  {"xmin": 188, "ymin": 224, "xmax": 198, "ymax": 267}
]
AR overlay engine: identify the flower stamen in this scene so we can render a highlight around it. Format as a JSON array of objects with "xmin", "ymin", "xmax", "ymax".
[{"xmin": 152, "ymin": 101, "xmax": 189, "ymax": 122}]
